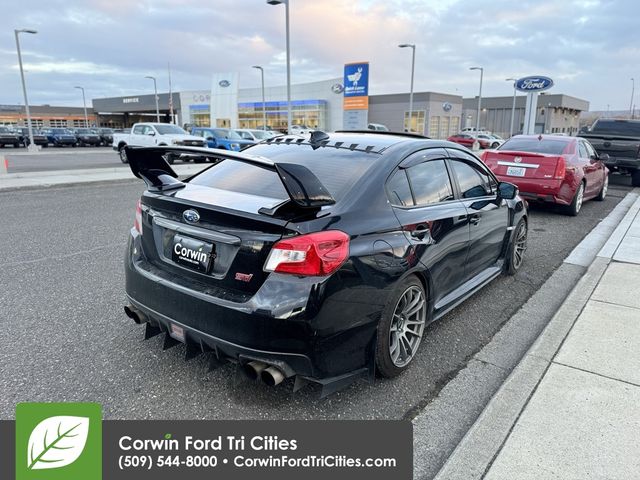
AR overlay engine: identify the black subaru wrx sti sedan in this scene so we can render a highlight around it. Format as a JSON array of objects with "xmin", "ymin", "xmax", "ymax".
[{"xmin": 123, "ymin": 131, "xmax": 527, "ymax": 396}]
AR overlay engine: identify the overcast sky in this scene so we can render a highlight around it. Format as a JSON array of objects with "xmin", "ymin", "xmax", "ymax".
[{"xmin": 1, "ymin": 0, "xmax": 637, "ymax": 111}]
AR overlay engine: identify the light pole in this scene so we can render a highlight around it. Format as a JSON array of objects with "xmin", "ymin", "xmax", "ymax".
[
  {"xmin": 506, "ymin": 77, "xmax": 517, "ymax": 137},
  {"xmin": 469, "ymin": 66, "xmax": 484, "ymax": 150},
  {"xmin": 74, "ymin": 86, "xmax": 89, "ymax": 127},
  {"xmin": 631, "ymin": 78, "xmax": 636, "ymax": 119},
  {"xmin": 399, "ymin": 43, "xmax": 416, "ymax": 132},
  {"xmin": 267, "ymin": 0, "xmax": 291, "ymax": 133},
  {"xmin": 252, "ymin": 65, "xmax": 267, "ymax": 130},
  {"xmin": 145, "ymin": 75, "xmax": 160, "ymax": 122},
  {"xmin": 15, "ymin": 28, "xmax": 38, "ymax": 151}
]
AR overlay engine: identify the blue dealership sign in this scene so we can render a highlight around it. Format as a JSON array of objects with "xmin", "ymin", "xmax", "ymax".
[
  {"xmin": 515, "ymin": 76, "xmax": 554, "ymax": 93},
  {"xmin": 343, "ymin": 63, "xmax": 369, "ymax": 97}
]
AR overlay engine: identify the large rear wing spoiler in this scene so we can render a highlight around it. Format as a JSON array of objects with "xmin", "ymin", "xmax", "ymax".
[{"xmin": 125, "ymin": 145, "xmax": 336, "ymax": 208}]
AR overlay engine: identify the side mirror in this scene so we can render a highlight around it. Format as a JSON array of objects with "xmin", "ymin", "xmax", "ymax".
[
  {"xmin": 497, "ymin": 182, "xmax": 518, "ymax": 200},
  {"xmin": 146, "ymin": 130, "xmax": 156, "ymax": 136},
  {"xmin": 206, "ymin": 136, "xmax": 214, "ymax": 141},
  {"xmin": 599, "ymin": 153, "xmax": 610, "ymax": 162}
]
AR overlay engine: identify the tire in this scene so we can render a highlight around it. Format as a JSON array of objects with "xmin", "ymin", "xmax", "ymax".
[
  {"xmin": 42, "ymin": 143, "xmax": 48, "ymax": 148},
  {"xmin": 595, "ymin": 174, "xmax": 608, "ymax": 201},
  {"xmin": 119, "ymin": 146, "xmax": 128, "ymax": 163},
  {"xmin": 632, "ymin": 169, "xmax": 640, "ymax": 188},
  {"xmin": 23, "ymin": 140, "xmax": 28, "ymax": 148},
  {"xmin": 13, "ymin": 143, "xmax": 19, "ymax": 148},
  {"xmin": 375, "ymin": 275, "xmax": 427, "ymax": 378},
  {"xmin": 565, "ymin": 182, "xmax": 585, "ymax": 216},
  {"xmin": 505, "ymin": 218, "xmax": 528, "ymax": 275}
]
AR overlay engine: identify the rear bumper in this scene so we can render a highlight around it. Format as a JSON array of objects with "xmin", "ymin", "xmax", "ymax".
[
  {"xmin": 603, "ymin": 156, "xmax": 640, "ymax": 171},
  {"xmin": 124, "ymin": 232, "xmax": 383, "ymax": 381},
  {"xmin": 495, "ymin": 175, "xmax": 574, "ymax": 205}
]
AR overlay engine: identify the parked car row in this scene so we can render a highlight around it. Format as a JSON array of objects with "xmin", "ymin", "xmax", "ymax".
[
  {"xmin": 115, "ymin": 123, "xmax": 281, "ymax": 163},
  {"xmin": 447, "ymin": 132, "xmax": 505, "ymax": 149},
  {"xmin": 0, "ymin": 126, "xmax": 116, "ymax": 148}
]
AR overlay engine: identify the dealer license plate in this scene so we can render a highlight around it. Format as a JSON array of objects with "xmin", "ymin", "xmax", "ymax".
[
  {"xmin": 506, "ymin": 166, "xmax": 526, "ymax": 177},
  {"xmin": 171, "ymin": 234, "xmax": 214, "ymax": 273}
]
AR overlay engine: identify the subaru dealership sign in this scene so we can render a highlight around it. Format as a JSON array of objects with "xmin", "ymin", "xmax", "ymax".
[
  {"xmin": 515, "ymin": 76, "xmax": 554, "ymax": 93},
  {"xmin": 343, "ymin": 62, "xmax": 369, "ymax": 97}
]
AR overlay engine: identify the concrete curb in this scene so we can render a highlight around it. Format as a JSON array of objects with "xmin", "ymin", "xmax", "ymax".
[
  {"xmin": 430, "ymin": 189, "xmax": 640, "ymax": 480},
  {"xmin": 0, "ymin": 164, "xmax": 207, "ymax": 191}
]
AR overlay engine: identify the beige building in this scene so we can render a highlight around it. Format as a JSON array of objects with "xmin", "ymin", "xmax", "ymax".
[{"xmin": 463, "ymin": 94, "xmax": 589, "ymax": 138}]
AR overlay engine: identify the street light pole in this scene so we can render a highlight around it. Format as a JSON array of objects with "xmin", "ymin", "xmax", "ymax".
[
  {"xmin": 399, "ymin": 44, "xmax": 416, "ymax": 132},
  {"xmin": 15, "ymin": 28, "xmax": 38, "ymax": 152},
  {"xmin": 506, "ymin": 77, "xmax": 517, "ymax": 137},
  {"xmin": 75, "ymin": 86, "xmax": 89, "ymax": 127},
  {"xmin": 267, "ymin": 0, "xmax": 291, "ymax": 133},
  {"xmin": 470, "ymin": 66, "xmax": 484, "ymax": 150},
  {"xmin": 145, "ymin": 76, "xmax": 160, "ymax": 122},
  {"xmin": 631, "ymin": 78, "xmax": 635, "ymax": 118},
  {"xmin": 252, "ymin": 66, "xmax": 267, "ymax": 130}
]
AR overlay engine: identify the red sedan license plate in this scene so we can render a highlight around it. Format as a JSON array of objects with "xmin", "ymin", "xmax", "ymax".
[{"xmin": 506, "ymin": 166, "xmax": 526, "ymax": 177}]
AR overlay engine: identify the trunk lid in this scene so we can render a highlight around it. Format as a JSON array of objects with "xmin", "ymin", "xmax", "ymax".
[
  {"xmin": 139, "ymin": 184, "xmax": 298, "ymax": 296},
  {"xmin": 483, "ymin": 150, "xmax": 564, "ymax": 180}
]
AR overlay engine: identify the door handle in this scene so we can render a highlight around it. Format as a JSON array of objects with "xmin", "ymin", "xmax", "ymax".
[
  {"xmin": 410, "ymin": 224, "xmax": 430, "ymax": 239},
  {"xmin": 469, "ymin": 214, "xmax": 481, "ymax": 225}
]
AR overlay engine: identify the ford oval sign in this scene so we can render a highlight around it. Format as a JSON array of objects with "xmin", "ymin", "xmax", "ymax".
[
  {"xmin": 183, "ymin": 209, "xmax": 200, "ymax": 224},
  {"xmin": 515, "ymin": 76, "xmax": 554, "ymax": 93},
  {"xmin": 218, "ymin": 79, "xmax": 231, "ymax": 88}
]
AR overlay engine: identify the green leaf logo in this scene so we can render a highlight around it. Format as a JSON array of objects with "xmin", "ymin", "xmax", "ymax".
[{"xmin": 27, "ymin": 416, "xmax": 90, "ymax": 470}]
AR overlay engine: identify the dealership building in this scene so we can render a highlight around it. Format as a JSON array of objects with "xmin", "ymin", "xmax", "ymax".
[
  {"xmin": 0, "ymin": 104, "xmax": 97, "ymax": 128},
  {"xmin": 90, "ymin": 75, "xmax": 589, "ymax": 139}
]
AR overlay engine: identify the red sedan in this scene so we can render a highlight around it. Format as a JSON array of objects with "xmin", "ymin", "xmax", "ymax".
[
  {"xmin": 447, "ymin": 133, "xmax": 491, "ymax": 149},
  {"xmin": 479, "ymin": 135, "xmax": 609, "ymax": 216}
]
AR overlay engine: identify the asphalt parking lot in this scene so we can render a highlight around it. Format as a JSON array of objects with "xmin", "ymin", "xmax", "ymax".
[
  {"xmin": 3, "ymin": 148, "xmax": 121, "ymax": 173},
  {"xmin": 0, "ymin": 176, "xmax": 632, "ymax": 420}
]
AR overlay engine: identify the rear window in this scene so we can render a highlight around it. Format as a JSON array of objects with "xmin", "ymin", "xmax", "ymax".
[
  {"xmin": 590, "ymin": 120, "xmax": 640, "ymax": 136},
  {"xmin": 499, "ymin": 137, "xmax": 569, "ymax": 155},
  {"xmin": 190, "ymin": 143, "xmax": 375, "ymax": 202}
]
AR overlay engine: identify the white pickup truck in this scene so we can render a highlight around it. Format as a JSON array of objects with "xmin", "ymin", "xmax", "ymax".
[{"xmin": 113, "ymin": 122, "xmax": 206, "ymax": 163}]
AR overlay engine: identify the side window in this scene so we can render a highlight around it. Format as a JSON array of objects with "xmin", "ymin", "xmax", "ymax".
[
  {"xmin": 578, "ymin": 142, "xmax": 589, "ymax": 158},
  {"xmin": 406, "ymin": 159, "xmax": 454, "ymax": 206},
  {"xmin": 584, "ymin": 142, "xmax": 597, "ymax": 158},
  {"xmin": 450, "ymin": 160, "xmax": 492, "ymax": 199},
  {"xmin": 386, "ymin": 170, "xmax": 414, "ymax": 207},
  {"xmin": 132, "ymin": 125, "xmax": 144, "ymax": 135}
]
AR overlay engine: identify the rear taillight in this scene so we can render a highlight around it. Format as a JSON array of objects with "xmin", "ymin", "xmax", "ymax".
[
  {"xmin": 134, "ymin": 199, "xmax": 142, "ymax": 234},
  {"xmin": 553, "ymin": 157, "xmax": 566, "ymax": 180},
  {"xmin": 264, "ymin": 230, "xmax": 350, "ymax": 276}
]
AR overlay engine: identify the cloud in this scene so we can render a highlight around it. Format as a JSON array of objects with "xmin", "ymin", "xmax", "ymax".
[{"xmin": 0, "ymin": 0, "xmax": 637, "ymax": 111}]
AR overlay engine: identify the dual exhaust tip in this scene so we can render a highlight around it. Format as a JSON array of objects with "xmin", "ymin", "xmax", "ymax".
[{"xmin": 242, "ymin": 361, "xmax": 285, "ymax": 387}]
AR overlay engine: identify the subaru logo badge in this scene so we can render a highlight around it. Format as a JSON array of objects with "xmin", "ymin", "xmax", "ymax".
[
  {"xmin": 514, "ymin": 156, "xmax": 522, "ymax": 163},
  {"xmin": 331, "ymin": 83, "xmax": 344, "ymax": 94},
  {"xmin": 183, "ymin": 209, "xmax": 200, "ymax": 224},
  {"xmin": 218, "ymin": 80, "xmax": 230, "ymax": 88}
]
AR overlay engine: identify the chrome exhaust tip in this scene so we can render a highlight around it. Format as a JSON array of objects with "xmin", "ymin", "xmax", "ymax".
[
  {"xmin": 124, "ymin": 305, "xmax": 147, "ymax": 324},
  {"xmin": 261, "ymin": 366, "xmax": 285, "ymax": 386},
  {"xmin": 242, "ymin": 361, "xmax": 268, "ymax": 381}
]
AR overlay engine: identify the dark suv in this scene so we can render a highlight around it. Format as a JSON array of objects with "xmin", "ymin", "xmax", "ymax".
[
  {"xmin": 579, "ymin": 119, "xmax": 640, "ymax": 186},
  {"xmin": 0, "ymin": 126, "xmax": 21, "ymax": 148},
  {"xmin": 123, "ymin": 132, "xmax": 527, "ymax": 396}
]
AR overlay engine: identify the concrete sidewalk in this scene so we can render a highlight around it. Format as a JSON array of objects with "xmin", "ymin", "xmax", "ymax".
[
  {"xmin": 436, "ymin": 190, "xmax": 640, "ymax": 480},
  {"xmin": 0, "ymin": 163, "xmax": 206, "ymax": 190}
]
